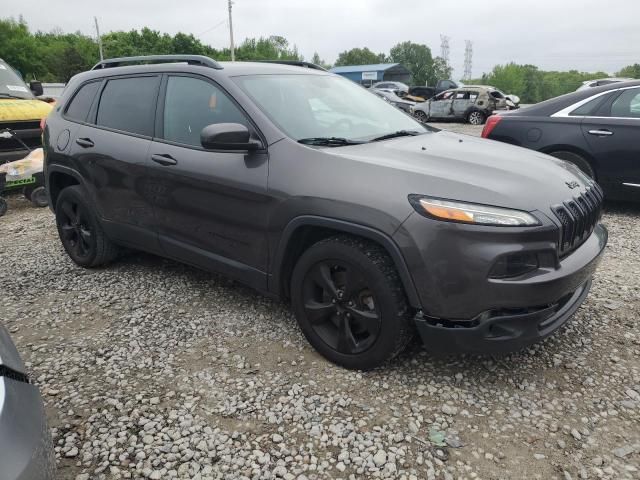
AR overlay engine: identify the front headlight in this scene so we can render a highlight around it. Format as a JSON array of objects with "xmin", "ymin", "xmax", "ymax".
[{"xmin": 409, "ymin": 195, "xmax": 540, "ymax": 227}]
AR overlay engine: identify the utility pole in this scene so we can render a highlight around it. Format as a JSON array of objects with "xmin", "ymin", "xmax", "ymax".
[
  {"xmin": 94, "ymin": 17, "xmax": 104, "ymax": 61},
  {"xmin": 463, "ymin": 40, "xmax": 473, "ymax": 81},
  {"xmin": 228, "ymin": 0, "xmax": 235, "ymax": 61}
]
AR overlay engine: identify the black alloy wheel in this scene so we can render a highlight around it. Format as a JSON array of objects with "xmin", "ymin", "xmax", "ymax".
[
  {"xmin": 58, "ymin": 197, "xmax": 94, "ymax": 262},
  {"xmin": 301, "ymin": 260, "xmax": 381, "ymax": 355}
]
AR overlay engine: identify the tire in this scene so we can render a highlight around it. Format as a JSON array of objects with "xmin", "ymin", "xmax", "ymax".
[
  {"xmin": 30, "ymin": 186, "xmax": 49, "ymax": 208},
  {"xmin": 467, "ymin": 110, "xmax": 486, "ymax": 125},
  {"xmin": 547, "ymin": 151, "xmax": 595, "ymax": 179},
  {"xmin": 23, "ymin": 186, "xmax": 34, "ymax": 201},
  {"xmin": 290, "ymin": 235, "xmax": 413, "ymax": 370},
  {"xmin": 0, "ymin": 198, "xmax": 7, "ymax": 217},
  {"xmin": 414, "ymin": 110, "xmax": 429, "ymax": 123},
  {"xmin": 55, "ymin": 185, "xmax": 119, "ymax": 267}
]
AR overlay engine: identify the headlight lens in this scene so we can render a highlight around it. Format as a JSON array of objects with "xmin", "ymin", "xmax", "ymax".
[{"xmin": 409, "ymin": 196, "xmax": 540, "ymax": 227}]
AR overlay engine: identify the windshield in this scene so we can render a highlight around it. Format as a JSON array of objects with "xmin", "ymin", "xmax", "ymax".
[
  {"xmin": 234, "ymin": 74, "xmax": 426, "ymax": 142},
  {"xmin": 0, "ymin": 61, "xmax": 34, "ymax": 99}
]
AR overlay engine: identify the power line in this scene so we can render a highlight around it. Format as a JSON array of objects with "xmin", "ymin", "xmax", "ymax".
[{"xmin": 197, "ymin": 19, "xmax": 226, "ymax": 38}]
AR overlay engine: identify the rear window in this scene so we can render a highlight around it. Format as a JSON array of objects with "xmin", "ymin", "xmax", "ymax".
[
  {"xmin": 96, "ymin": 76, "xmax": 160, "ymax": 136},
  {"xmin": 65, "ymin": 81, "xmax": 101, "ymax": 123}
]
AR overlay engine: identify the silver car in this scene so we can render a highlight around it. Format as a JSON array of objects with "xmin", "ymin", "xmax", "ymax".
[{"xmin": 0, "ymin": 325, "xmax": 55, "ymax": 479}]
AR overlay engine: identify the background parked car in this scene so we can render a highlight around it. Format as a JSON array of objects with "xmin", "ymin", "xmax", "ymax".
[
  {"xmin": 411, "ymin": 86, "xmax": 506, "ymax": 125},
  {"xmin": 371, "ymin": 88, "xmax": 416, "ymax": 113},
  {"xmin": 0, "ymin": 324, "xmax": 56, "ymax": 479},
  {"xmin": 576, "ymin": 77, "xmax": 634, "ymax": 91},
  {"xmin": 371, "ymin": 81, "xmax": 409, "ymax": 94},
  {"xmin": 407, "ymin": 86, "xmax": 436, "ymax": 101},
  {"xmin": 482, "ymin": 80, "xmax": 640, "ymax": 201}
]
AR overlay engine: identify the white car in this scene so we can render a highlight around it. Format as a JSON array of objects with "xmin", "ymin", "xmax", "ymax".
[{"xmin": 576, "ymin": 78, "xmax": 634, "ymax": 91}]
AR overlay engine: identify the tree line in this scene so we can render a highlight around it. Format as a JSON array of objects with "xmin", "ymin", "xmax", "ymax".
[{"xmin": 1, "ymin": 17, "xmax": 638, "ymax": 103}]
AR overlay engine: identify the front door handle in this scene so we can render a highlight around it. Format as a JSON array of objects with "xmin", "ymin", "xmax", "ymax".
[
  {"xmin": 75, "ymin": 137, "xmax": 94, "ymax": 148},
  {"xmin": 151, "ymin": 154, "xmax": 178, "ymax": 166},
  {"xmin": 588, "ymin": 129, "xmax": 614, "ymax": 137}
]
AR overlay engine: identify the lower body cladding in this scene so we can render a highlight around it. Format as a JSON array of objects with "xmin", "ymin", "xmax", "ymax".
[{"xmin": 393, "ymin": 214, "xmax": 608, "ymax": 354}]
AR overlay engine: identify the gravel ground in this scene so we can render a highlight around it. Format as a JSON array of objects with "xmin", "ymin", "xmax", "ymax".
[{"xmin": 1, "ymin": 124, "xmax": 639, "ymax": 480}]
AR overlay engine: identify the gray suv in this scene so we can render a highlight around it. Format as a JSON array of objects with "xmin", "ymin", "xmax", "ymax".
[{"xmin": 43, "ymin": 56, "xmax": 607, "ymax": 370}]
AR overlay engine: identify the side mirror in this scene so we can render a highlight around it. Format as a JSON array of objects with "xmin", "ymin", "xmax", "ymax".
[
  {"xmin": 29, "ymin": 80, "xmax": 43, "ymax": 96},
  {"xmin": 200, "ymin": 123, "xmax": 262, "ymax": 151}
]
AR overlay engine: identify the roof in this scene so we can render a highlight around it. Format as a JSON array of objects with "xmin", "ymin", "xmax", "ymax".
[{"xmin": 329, "ymin": 63, "xmax": 404, "ymax": 74}]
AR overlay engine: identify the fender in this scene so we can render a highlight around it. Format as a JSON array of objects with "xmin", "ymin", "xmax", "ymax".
[
  {"xmin": 45, "ymin": 164, "xmax": 88, "ymax": 212},
  {"xmin": 270, "ymin": 215, "xmax": 422, "ymax": 309}
]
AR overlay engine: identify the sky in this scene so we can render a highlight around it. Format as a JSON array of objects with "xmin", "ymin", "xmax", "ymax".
[{"xmin": 5, "ymin": 0, "xmax": 640, "ymax": 79}]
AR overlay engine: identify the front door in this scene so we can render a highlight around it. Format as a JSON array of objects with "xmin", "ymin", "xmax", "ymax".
[
  {"xmin": 428, "ymin": 91, "xmax": 454, "ymax": 119},
  {"xmin": 148, "ymin": 74, "xmax": 270, "ymax": 290},
  {"xmin": 581, "ymin": 87, "xmax": 640, "ymax": 196},
  {"xmin": 69, "ymin": 74, "xmax": 161, "ymax": 249}
]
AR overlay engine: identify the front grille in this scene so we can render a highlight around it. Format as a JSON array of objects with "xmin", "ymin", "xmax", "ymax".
[
  {"xmin": 0, "ymin": 120, "xmax": 41, "ymax": 131},
  {"xmin": 552, "ymin": 183, "xmax": 604, "ymax": 257},
  {"xmin": 0, "ymin": 121, "xmax": 42, "ymax": 155}
]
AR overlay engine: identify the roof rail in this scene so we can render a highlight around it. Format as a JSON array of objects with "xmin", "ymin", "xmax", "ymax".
[
  {"xmin": 91, "ymin": 55, "xmax": 223, "ymax": 70},
  {"xmin": 256, "ymin": 60, "xmax": 327, "ymax": 72}
]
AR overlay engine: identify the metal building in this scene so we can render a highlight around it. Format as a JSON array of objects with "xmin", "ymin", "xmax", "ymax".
[{"xmin": 329, "ymin": 63, "xmax": 411, "ymax": 87}]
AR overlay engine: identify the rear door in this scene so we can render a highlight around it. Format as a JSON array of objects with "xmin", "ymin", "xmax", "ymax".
[
  {"xmin": 451, "ymin": 91, "xmax": 476, "ymax": 118},
  {"xmin": 147, "ymin": 74, "xmax": 270, "ymax": 290},
  {"xmin": 581, "ymin": 87, "xmax": 640, "ymax": 195},
  {"xmin": 69, "ymin": 74, "xmax": 161, "ymax": 248}
]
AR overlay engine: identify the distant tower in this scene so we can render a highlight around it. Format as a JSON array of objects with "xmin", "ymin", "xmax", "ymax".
[
  {"xmin": 463, "ymin": 40, "xmax": 473, "ymax": 81},
  {"xmin": 440, "ymin": 35, "xmax": 451, "ymax": 68}
]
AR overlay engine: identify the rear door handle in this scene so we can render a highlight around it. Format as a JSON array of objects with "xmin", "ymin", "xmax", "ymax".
[
  {"xmin": 588, "ymin": 129, "xmax": 614, "ymax": 136},
  {"xmin": 75, "ymin": 137, "xmax": 94, "ymax": 148},
  {"xmin": 151, "ymin": 154, "xmax": 178, "ymax": 166}
]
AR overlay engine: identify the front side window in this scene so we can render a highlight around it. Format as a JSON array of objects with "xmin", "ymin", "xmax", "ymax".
[
  {"xmin": 162, "ymin": 76, "xmax": 248, "ymax": 147},
  {"xmin": 610, "ymin": 88, "xmax": 640, "ymax": 118},
  {"xmin": 96, "ymin": 76, "xmax": 160, "ymax": 137},
  {"xmin": 235, "ymin": 74, "xmax": 425, "ymax": 142},
  {"xmin": 65, "ymin": 81, "xmax": 101, "ymax": 123}
]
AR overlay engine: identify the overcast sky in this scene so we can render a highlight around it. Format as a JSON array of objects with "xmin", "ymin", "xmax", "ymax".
[{"xmin": 6, "ymin": 0, "xmax": 640, "ymax": 78}]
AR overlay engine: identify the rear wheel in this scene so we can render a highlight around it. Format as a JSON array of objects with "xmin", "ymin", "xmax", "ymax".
[
  {"xmin": 547, "ymin": 151, "xmax": 595, "ymax": 179},
  {"xmin": 291, "ymin": 235, "xmax": 413, "ymax": 370},
  {"xmin": 55, "ymin": 185, "xmax": 119, "ymax": 267},
  {"xmin": 0, "ymin": 197, "xmax": 7, "ymax": 217},
  {"xmin": 467, "ymin": 110, "xmax": 486, "ymax": 125},
  {"xmin": 30, "ymin": 186, "xmax": 49, "ymax": 208}
]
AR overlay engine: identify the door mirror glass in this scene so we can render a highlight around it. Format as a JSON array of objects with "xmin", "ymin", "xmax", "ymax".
[
  {"xmin": 200, "ymin": 123, "xmax": 261, "ymax": 151},
  {"xmin": 29, "ymin": 80, "xmax": 43, "ymax": 96}
]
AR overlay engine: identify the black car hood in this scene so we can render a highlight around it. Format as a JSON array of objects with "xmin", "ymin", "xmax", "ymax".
[{"xmin": 330, "ymin": 130, "xmax": 593, "ymax": 212}]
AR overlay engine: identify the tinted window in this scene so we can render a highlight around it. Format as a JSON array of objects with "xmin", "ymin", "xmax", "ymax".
[
  {"xmin": 163, "ymin": 76, "xmax": 248, "ymax": 147},
  {"xmin": 610, "ymin": 88, "xmax": 640, "ymax": 118},
  {"xmin": 570, "ymin": 94, "xmax": 611, "ymax": 116},
  {"xmin": 65, "ymin": 81, "xmax": 101, "ymax": 123},
  {"xmin": 96, "ymin": 76, "xmax": 160, "ymax": 136}
]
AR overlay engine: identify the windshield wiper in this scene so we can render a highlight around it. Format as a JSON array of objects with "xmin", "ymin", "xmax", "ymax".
[
  {"xmin": 0, "ymin": 93, "xmax": 28, "ymax": 100},
  {"xmin": 369, "ymin": 130, "xmax": 423, "ymax": 142},
  {"xmin": 298, "ymin": 137, "xmax": 365, "ymax": 147}
]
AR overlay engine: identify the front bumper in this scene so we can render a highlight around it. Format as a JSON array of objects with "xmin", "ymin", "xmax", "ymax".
[{"xmin": 415, "ymin": 278, "xmax": 591, "ymax": 354}]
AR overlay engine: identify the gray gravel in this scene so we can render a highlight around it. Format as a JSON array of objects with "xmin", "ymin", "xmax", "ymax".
[{"xmin": 1, "ymin": 124, "xmax": 639, "ymax": 479}]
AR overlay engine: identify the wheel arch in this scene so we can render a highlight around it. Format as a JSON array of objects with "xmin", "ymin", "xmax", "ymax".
[
  {"xmin": 538, "ymin": 144, "xmax": 599, "ymax": 179},
  {"xmin": 270, "ymin": 216, "xmax": 422, "ymax": 309},
  {"xmin": 46, "ymin": 165, "xmax": 84, "ymax": 212}
]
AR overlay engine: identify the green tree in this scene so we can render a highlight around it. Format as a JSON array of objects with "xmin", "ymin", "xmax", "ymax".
[
  {"xmin": 311, "ymin": 52, "xmax": 331, "ymax": 69},
  {"xmin": 428, "ymin": 57, "xmax": 452, "ymax": 86},
  {"xmin": 617, "ymin": 64, "xmax": 640, "ymax": 78},
  {"xmin": 334, "ymin": 47, "xmax": 387, "ymax": 66},
  {"xmin": 388, "ymin": 41, "xmax": 433, "ymax": 86}
]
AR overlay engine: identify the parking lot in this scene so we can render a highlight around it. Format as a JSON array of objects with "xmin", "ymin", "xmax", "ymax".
[{"xmin": 1, "ymin": 124, "xmax": 639, "ymax": 480}]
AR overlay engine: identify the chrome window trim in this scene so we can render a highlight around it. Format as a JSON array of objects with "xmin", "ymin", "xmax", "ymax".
[
  {"xmin": 623, "ymin": 183, "xmax": 640, "ymax": 188},
  {"xmin": 551, "ymin": 85, "xmax": 640, "ymax": 118}
]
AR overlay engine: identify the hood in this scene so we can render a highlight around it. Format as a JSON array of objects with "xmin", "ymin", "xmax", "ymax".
[
  {"xmin": 329, "ymin": 130, "xmax": 593, "ymax": 213},
  {"xmin": 0, "ymin": 98, "xmax": 53, "ymax": 122}
]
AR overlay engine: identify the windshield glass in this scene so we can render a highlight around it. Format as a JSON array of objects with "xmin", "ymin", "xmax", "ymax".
[
  {"xmin": 0, "ymin": 61, "xmax": 34, "ymax": 99},
  {"xmin": 234, "ymin": 74, "xmax": 426, "ymax": 142}
]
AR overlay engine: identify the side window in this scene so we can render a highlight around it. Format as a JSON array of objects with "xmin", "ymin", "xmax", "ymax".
[
  {"xmin": 163, "ymin": 76, "xmax": 248, "ymax": 147},
  {"xmin": 570, "ymin": 92, "xmax": 614, "ymax": 116},
  {"xmin": 65, "ymin": 81, "xmax": 101, "ymax": 123},
  {"xmin": 96, "ymin": 76, "xmax": 160, "ymax": 137},
  {"xmin": 610, "ymin": 88, "xmax": 640, "ymax": 118},
  {"xmin": 454, "ymin": 91, "xmax": 470, "ymax": 100}
]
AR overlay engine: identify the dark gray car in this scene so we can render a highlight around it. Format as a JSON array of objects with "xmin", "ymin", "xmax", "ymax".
[
  {"xmin": 43, "ymin": 55, "xmax": 607, "ymax": 370},
  {"xmin": 0, "ymin": 325, "xmax": 56, "ymax": 479}
]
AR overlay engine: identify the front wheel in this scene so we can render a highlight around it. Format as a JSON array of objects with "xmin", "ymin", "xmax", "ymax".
[
  {"xmin": 467, "ymin": 110, "xmax": 486, "ymax": 125},
  {"xmin": 290, "ymin": 235, "xmax": 413, "ymax": 370},
  {"xmin": 0, "ymin": 197, "xmax": 7, "ymax": 217}
]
